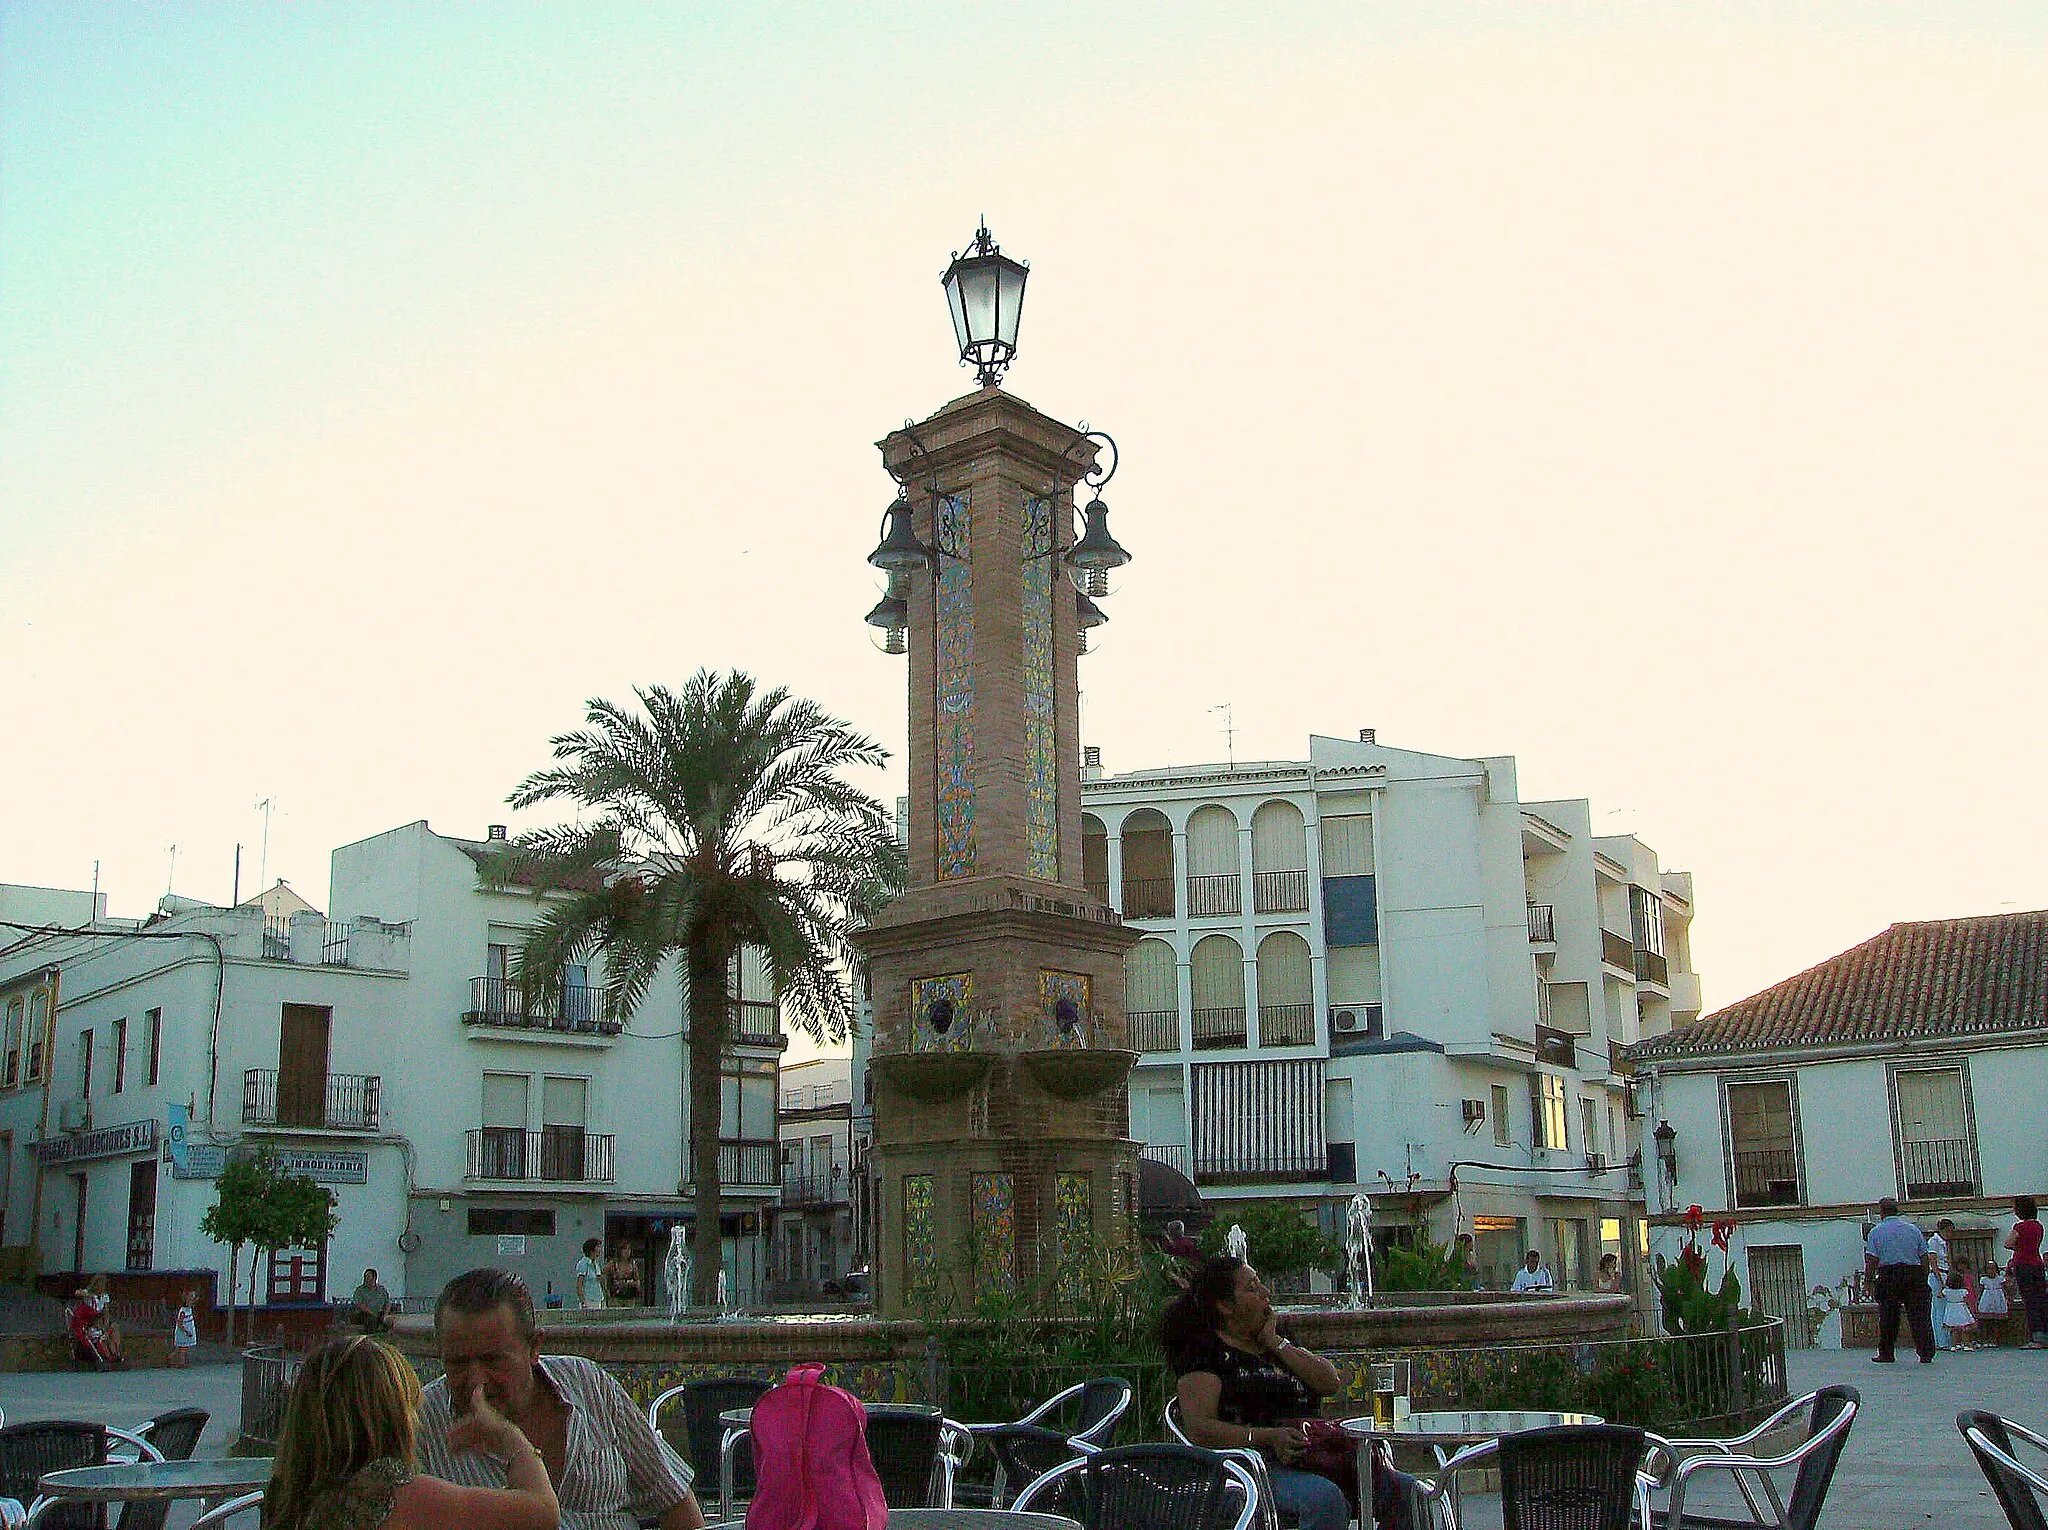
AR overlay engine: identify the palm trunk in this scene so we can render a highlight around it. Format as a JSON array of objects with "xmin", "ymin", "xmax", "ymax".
[{"xmin": 688, "ymin": 942, "xmax": 728, "ymax": 1308}]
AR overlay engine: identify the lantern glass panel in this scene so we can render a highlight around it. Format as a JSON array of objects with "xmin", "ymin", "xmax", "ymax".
[
  {"xmin": 995, "ymin": 257, "xmax": 1027, "ymax": 350},
  {"xmin": 946, "ymin": 276, "xmax": 971, "ymax": 355},
  {"xmin": 956, "ymin": 258, "xmax": 1001, "ymax": 349}
]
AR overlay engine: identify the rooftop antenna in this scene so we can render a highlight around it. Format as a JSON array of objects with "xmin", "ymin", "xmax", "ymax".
[
  {"xmin": 1211, "ymin": 702, "xmax": 1235, "ymax": 766},
  {"xmin": 91, "ymin": 860, "xmax": 100, "ymax": 922},
  {"xmin": 165, "ymin": 844, "xmax": 178, "ymax": 898},
  {"xmin": 256, "ymin": 796, "xmax": 277, "ymax": 890}
]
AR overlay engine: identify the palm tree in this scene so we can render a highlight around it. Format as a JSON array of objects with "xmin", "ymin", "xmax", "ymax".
[{"xmin": 485, "ymin": 671, "xmax": 902, "ymax": 1306}]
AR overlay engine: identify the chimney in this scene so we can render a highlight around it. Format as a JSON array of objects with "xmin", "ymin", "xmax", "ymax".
[
  {"xmin": 1358, "ymin": 729, "xmax": 1376, "ymax": 745},
  {"xmin": 1083, "ymin": 745, "xmax": 1103, "ymax": 780},
  {"xmin": 487, "ymin": 824, "xmax": 508, "ymax": 841}
]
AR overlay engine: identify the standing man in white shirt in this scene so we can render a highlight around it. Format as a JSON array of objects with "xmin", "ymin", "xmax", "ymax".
[
  {"xmin": 1510, "ymin": 1250, "xmax": 1555, "ymax": 1294},
  {"xmin": 574, "ymin": 1238, "xmax": 608, "ymax": 1311}
]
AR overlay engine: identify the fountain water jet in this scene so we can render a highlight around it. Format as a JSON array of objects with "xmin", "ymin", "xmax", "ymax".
[
  {"xmin": 1344, "ymin": 1192, "xmax": 1375, "ymax": 1309},
  {"xmin": 664, "ymin": 1226, "xmax": 691, "ymax": 1324}
]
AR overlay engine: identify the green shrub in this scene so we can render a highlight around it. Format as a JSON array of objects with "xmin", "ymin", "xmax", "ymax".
[{"xmin": 1198, "ymin": 1202, "xmax": 1343, "ymax": 1285}]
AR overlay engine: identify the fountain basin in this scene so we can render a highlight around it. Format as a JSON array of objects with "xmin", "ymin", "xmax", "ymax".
[
  {"xmin": 1019, "ymin": 1048, "xmax": 1135, "ymax": 1100},
  {"xmin": 871, "ymin": 1052, "xmax": 993, "ymax": 1103}
]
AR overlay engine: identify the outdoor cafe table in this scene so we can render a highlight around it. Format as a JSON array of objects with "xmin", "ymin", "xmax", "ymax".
[
  {"xmin": 718, "ymin": 1403, "xmax": 948, "ymax": 1512},
  {"xmin": 29, "ymin": 1458, "xmax": 273, "ymax": 1524},
  {"xmin": 1342, "ymin": 1409, "xmax": 1602, "ymax": 1523}
]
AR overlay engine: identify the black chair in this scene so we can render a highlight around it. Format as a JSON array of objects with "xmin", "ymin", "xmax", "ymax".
[
  {"xmin": 1647, "ymin": 1385, "xmax": 1859, "ymax": 1530},
  {"xmin": 645, "ymin": 1377, "xmax": 770, "ymax": 1517},
  {"xmin": 112, "ymin": 1409, "xmax": 212, "ymax": 1530},
  {"xmin": 1414, "ymin": 1425, "xmax": 1652, "ymax": 1530},
  {"xmin": 1959, "ymin": 1410, "xmax": 2048, "ymax": 1530},
  {"xmin": 1014, "ymin": 1442, "xmax": 1258, "ymax": 1530},
  {"xmin": 864, "ymin": 1408, "xmax": 947, "ymax": 1509},
  {"xmin": 968, "ymin": 1377, "xmax": 1134, "ymax": 1507},
  {"xmin": 0, "ymin": 1422, "xmax": 110, "ymax": 1530}
]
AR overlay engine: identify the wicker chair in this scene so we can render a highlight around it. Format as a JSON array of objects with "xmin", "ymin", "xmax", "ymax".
[
  {"xmin": 1164, "ymin": 1396, "xmax": 1292, "ymax": 1530},
  {"xmin": 1959, "ymin": 1410, "xmax": 2048, "ymax": 1530},
  {"xmin": 1645, "ymin": 1386, "xmax": 1859, "ymax": 1530},
  {"xmin": 1410, "ymin": 1424, "xmax": 1653, "ymax": 1530},
  {"xmin": 0, "ymin": 1423, "xmax": 112, "ymax": 1530},
  {"xmin": 1015, "ymin": 1443, "xmax": 1258, "ymax": 1530},
  {"xmin": 112, "ymin": 1410, "xmax": 212, "ymax": 1530},
  {"xmin": 864, "ymin": 1407, "xmax": 974, "ymax": 1509},
  {"xmin": 966, "ymin": 1377, "xmax": 1134, "ymax": 1507},
  {"xmin": 646, "ymin": 1377, "xmax": 771, "ymax": 1517}
]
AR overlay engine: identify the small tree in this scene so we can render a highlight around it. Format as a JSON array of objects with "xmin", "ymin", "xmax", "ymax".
[
  {"xmin": 1198, "ymin": 1202, "xmax": 1342, "ymax": 1289},
  {"xmin": 199, "ymin": 1149, "xmax": 271, "ymax": 1350},
  {"xmin": 252, "ymin": 1169, "xmax": 339, "ymax": 1327}
]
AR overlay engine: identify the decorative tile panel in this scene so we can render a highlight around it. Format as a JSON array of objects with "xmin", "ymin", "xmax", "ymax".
[
  {"xmin": 1039, "ymin": 969, "xmax": 1093, "ymax": 1049},
  {"xmin": 1022, "ymin": 494, "xmax": 1059, "ymax": 881},
  {"xmin": 904, "ymin": 1173, "xmax": 936, "ymax": 1291},
  {"xmin": 1055, "ymin": 1171, "xmax": 1092, "ymax": 1302},
  {"xmin": 934, "ymin": 493, "xmax": 976, "ymax": 879},
  {"xmin": 911, "ymin": 973, "xmax": 975, "ymax": 1053},
  {"xmin": 971, "ymin": 1171, "xmax": 1017, "ymax": 1296}
]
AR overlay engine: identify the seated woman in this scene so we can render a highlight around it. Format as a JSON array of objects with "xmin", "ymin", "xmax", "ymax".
[
  {"xmin": 265, "ymin": 1335, "xmax": 560, "ymax": 1530},
  {"xmin": 1166, "ymin": 1255, "xmax": 1413, "ymax": 1530},
  {"xmin": 67, "ymin": 1286, "xmax": 122, "ymax": 1370}
]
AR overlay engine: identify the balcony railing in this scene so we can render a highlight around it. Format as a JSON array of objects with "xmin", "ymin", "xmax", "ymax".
[
  {"xmin": 1194, "ymin": 1150, "xmax": 1327, "ymax": 1183},
  {"xmin": 243, "ymin": 1069, "xmax": 380, "ymax": 1130},
  {"xmin": 1258, "ymin": 1003, "xmax": 1314, "ymax": 1046},
  {"xmin": 781, "ymin": 1170, "xmax": 850, "ymax": 1206},
  {"xmin": 729, "ymin": 999, "xmax": 782, "ymax": 1048},
  {"xmin": 1084, "ymin": 879, "xmax": 1110, "ymax": 905},
  {"xmin": 1601, "ymin": 929, "xmax": 1636, "ymax": 971},
  {"xmin": 1527, "ymin": 904, "xmax": 1556, "ymax": 942},
  {"xmin": 1129, "ymin": 1009, "xmax": 1181, "ymax": 1053},
  {"xmin": 1190, "ymin": 1006, "xmax": 1247, "ymax": 1049},
  {"xmin": 466, "ymin": 1127, "xmax": 615, "ymax": 1183},
  {"xmin": 1733, "ymin": 1147, "xmax": 1801, "ymax": 1207},
  {"xmin": 1634, "ymin": 948, "xmax": 1669, "ymax": 986},
  {"xmin": 1123, "ymin": 876, "xmax": 1175, "ymax": 919},
  {"xmin": 690, "ymin": 1138, "xmax": 779, "ymax": 1190},
  {"xmin": 1140, "ymin": 1143, "xmax": 1192, "ymax": 1178},
  {"xmin": 782, "ymin": 1083, "xmax": 849, "ymax": 1112},
  {"xmin": 1534, "ymin": 1025, "xmax": 1578, "ymax": 1069},
  {"xmin": 1903, "ymin": 1137, "xmax": 1977, "ymax": 1198},
  {"xmin": 465, "ymin": 976, "xmax": 622, "ymax": 1036},
  {"xmin": 1253, "ymin": 870, "xmax": 1310, "ymax": 914},
  {"xmin": 1187, "ymin": 874, "xmax": 1241, "ymax": 917}
]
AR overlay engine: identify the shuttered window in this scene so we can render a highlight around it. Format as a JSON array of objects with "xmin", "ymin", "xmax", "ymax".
[
  {"xmin": 1319, "ymin": 816, "xmax": 1374, "ymax": 877},
  {"xmin": 1186, "ymin": 807, "xmax": 1238, "ymax": 876},
  {"xmin": 1256, "ymin": 931, "xmax": 1313, "ymax": 1005},
  {"xmin": 1193, "ymin": 1059, "xmax": 1326, "ymax": 1177},
  {"xmin": 1124, "ymin": 939, "xmax": 1178, "ymax": 1012},
  {"xmin": 1251, "ymin": 801, "xmax": 1308, "ymax": 871},
  {"xmin": 1190, "ymin": 936, "xmax": 1246, "ymax": 1009},
  {"xmin": 481, "ymin": 1072, "xmax": 530, "ymax": 1128}
]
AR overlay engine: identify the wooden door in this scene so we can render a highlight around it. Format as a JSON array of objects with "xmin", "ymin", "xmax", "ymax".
[
  {"xmin": 126, "ymin": 1159, "xmax": 157, "ymax": 1270},
  {"xmin": 278, "ymin": 1004, "xmax": 332, "ymax": 1127}
]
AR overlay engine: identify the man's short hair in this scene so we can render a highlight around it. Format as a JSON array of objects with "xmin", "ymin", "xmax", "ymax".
[
  {"xmin": 436, "ymin": 1268, "xmax": 538, "ymax": 1340},
  {"xmin": 1878, "ymin": 1197, "xmax": 1901, "ymax": 1217},
  {"xmin": 1164, "ymin": 1221, "xmax": 1185, "ymax": 1238},
  {"xmin": 363, "ymin": 1268, "xmax": 378, "ymax": 1280},
  {"xmin": 1937, "ymin": 1218, "xmax": 1956, "ymax": 1232}
]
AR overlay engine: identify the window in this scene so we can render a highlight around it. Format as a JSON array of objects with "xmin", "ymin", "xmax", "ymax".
[
  {"xmin": 147, "ymin": 1009, "xmax": 162, "ymax": 1086},
  {"xmin": 2, "ymin": 998, "xmax": 21, "ymax": 1088},
  {"xmin": 1491, "ymin": 1084, "xmax": 1512, "ymax": 1147},
  {"xmin": 113, "ymin": 1018, "xmax": 127, "ymax": 1094},
  {"xmin": 1531, "ymin": 1073, "xmax": 1569, "ymax": 1151},
  {"xmin": 1580, "ymin": 1098, "xmax": 1602, "ymax": 1160},
  {"xmin": 1893, "ymin": 1065, "xmax": 1976, "ymax": 1197},
  {"xmin": 468, "ymin": 1207, "xmax": 555, "ymax": 1238},
  {"xmin": 25, "ymin": 990, "xmax": 49, "ymax": 1081},
  {"xmin": 1629, "ymin": 886, "xmax": 1666, "ymax": 957},
  {"xmin": 80, "ymin": 1028, "xmax": 94, "ymax": 1097},
  {"xmin": 1726, "ymin": 1079, "xmax": 1800, "ymax": 1207}
]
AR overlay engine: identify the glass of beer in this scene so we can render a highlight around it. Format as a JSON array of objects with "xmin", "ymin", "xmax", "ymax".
[{"xmin": 1371, "ymin": 1363, "xmax": 1397, "ymax": 1427}]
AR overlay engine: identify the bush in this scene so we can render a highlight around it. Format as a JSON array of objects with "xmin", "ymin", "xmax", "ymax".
[
  {"xmin": 1198, "ymin": 1202, "xmax": 1343, "ymax": 1285},
  {"xmin": 1379, "ymin": 1237, "xmax": 1475, "ymax": 1294}
]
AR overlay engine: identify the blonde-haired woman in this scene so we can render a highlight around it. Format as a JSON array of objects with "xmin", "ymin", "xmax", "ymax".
[{"xmin": 265, "ymin": 1336, "xmax": 558, "ymax": 1530}]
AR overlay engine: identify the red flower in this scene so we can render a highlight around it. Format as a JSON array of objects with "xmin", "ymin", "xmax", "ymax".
[
  {"xmin": 1711, "ymin": 1220, "xmax": 1735, "ymax": 1251},
  {"xmin": 1684, "ymin": 1204, "xmax": 1705, "ymax": 1232}
]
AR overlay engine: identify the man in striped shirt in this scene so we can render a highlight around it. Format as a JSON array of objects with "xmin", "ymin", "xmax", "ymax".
[{"xmin": 418, "ymin": 1268, "xmax": 705, "ymax": 1530}]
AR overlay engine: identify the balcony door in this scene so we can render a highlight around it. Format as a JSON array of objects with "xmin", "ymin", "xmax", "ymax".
[
  {"xmin": 481, "ymin": 1072, "xmax": 530, "ymax": 1178},
  {"xmin": 277, "ymin": 1004, "xmax": 332, "ymax": 1128},
  {"xmin": 540, "ymin": 1076, "xmax": 588, "ymax": 1181}
]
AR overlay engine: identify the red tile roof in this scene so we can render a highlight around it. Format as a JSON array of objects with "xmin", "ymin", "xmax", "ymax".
[{"xmin": 1630, "ymin": 909, "xmax": 2048, "ymax": 1060}]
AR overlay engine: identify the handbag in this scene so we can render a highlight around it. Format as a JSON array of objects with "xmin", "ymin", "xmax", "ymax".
[{"xmin": 1289, "ymin": 1417, "xmax": 1360, "ymax": 1517}]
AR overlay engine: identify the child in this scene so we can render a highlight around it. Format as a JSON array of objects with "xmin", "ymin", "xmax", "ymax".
[
  {"xmin": 171, "ymin": 1290, "xmax": 198, "ymax": 1368},
  {"xmin": 1979, "ymin": 1261, "xmax": 2011, "ymax": 1338},
  {"xmin": 265, "ymin": 1335, "xmax": 558, "ymax": 1530},
  {"xmin": 1942, "ymin": 1269, "xmax": 1979, "ymax": 1351}
]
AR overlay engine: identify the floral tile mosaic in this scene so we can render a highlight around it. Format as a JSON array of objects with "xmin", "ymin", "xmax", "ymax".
[
  {"xmin": 904, "ymin": 1172, "xmax": 936, "ymax": 1291},
  {"xmin": 1021, "ymin": 494, "xmax": 1059, "ymax": 882},
  {"xmin": 934, "ymin": 492, "xmax": 976, "ymax": 880},
  {"xmin": 1039, "ymin": 968, "xmax": 1092, "ymax": 1049},
  {"xmin": 910, "ymin": 972, "xmax": 974, "ymax": 1053},
  {"xmin": 971, "ymin": 1171, "xmax": 1017, "ymax": 1296},
  {"xmin": 1055, "ymin": 1171, "xmax": 1092, "ymax": 1302}
]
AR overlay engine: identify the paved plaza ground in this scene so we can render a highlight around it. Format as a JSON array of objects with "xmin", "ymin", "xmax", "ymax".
[{"xmin": 3, "ymin": 1344, "xmax": 2043, "ymax": 1527}]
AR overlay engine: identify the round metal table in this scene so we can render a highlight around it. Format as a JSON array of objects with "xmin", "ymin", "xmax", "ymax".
[
  {"xmin": 1343, "ymin": 1409, "xmax": 1602, "ymax": 1521},
  {"xmin": 30, "ymin": 1459, "xmax": 273, "ymax": 1524},
  {"xmin": 709, "ymin": 1516, "xmax": 1077, "ymax": 1530}
]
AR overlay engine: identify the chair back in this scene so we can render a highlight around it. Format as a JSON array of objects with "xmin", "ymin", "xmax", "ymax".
[
  {"xmin": 1027, "ymin": 1443, "xmax": 1252, "ymax": 1530},
  {"xmin": 187, "ymin": 1492, "xmax": 262, "ymax": 1529},
  {"xmin": 1960, "ymin": 1410, "xmax": 2048, "ymax": 1530},
  {"xmin": 138, "ymin": 1410, "xmax": 209, "ymax": 1462},
  {"xmin": 863, "ymin": 1409, "xmax": 945, "ymax": 1508},
  {"xmin": 1497, "ymin": 1424, "xmax": 1647, "ymax": 1530},
  {"xmin": 676, "ymin": 1378, "xmax": 772, "ymax": 1494},
  {"xmin": 1783, "ymin": 1386, "xmax": 1859, "ymax": 1530},
  {"xmin": 1075, "ymin": 1378, "xmax": 1134, "ymax": 1445},
  {"xmin": 0, "ymin": 1422, "xmax": 109, "ymax": 1530}
]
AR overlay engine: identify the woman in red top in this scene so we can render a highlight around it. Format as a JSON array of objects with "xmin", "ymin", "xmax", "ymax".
[{"xmin": 2003, "ymin": 1194, "xmax": 2047, "ymax": 1348}]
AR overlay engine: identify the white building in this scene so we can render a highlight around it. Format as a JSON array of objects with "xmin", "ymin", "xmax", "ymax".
[
  {"xmin": 771, "ymin": 1055, "xmax": 861, "ymax": 1297},
  {"xmin": 1627, "ymin": 909, "xmax": 2048, "ymax": 1348},
  {"xmin": 0, "ymin": 821, "xmax": 788, "ymax": 1310},
  {"xmin": 1080, "ymin": 732, "xmax": 1698, "ymax": 1292}
]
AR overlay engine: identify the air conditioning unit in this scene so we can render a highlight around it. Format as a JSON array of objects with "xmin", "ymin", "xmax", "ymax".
[
  {"xmin": 1461, "ymin": 1099, "xmax": 1487, "ymax": 1124},
  {"xmin": 59, "ymin": 1097, "xmax": 91, "ymax": 1132},
  {"xmin": 1329, "ymin": 1004, "xmax": 1384, "ymax": 1039},
  {"xmin": 1586, "ymin": 1153, "xmax": 1608, "ymax": 1171}
]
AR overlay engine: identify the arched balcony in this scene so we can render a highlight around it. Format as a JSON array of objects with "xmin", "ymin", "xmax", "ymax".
[
  {"xmin": 1256, "ymin": 929, "xmax": 1314, "ymax": 1046},
  {"xmin": 1185, "ymin": 804, "xmax": 1241, "ymax": 917},
  {"xmin": 1124, "ymin": 937, "xmax": 1180, "ymax": 1053},
  {"xmin": 1121, "ymin": 808, "xmax": 1175, "ymax": 919},
  {"xmin": 1251, "ymin": 800, "xmax": 1310, "ymax": 914},
  {"xmin": 1082, "ymin": 813, "xmax": 1110, "ymax": 905},
  {"xmin": 1190, "ymin": 933, "xmax": 1247, "ymax": 1049}
]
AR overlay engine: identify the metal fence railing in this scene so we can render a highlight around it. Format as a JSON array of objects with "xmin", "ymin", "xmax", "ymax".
[{"xmin": 239, "ymin": 1344, "xmax": 302, "ymax": 1448}]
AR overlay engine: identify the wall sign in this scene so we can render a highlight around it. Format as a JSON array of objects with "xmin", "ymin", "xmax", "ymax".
[
  {"xmin": 31, "ymin": 1117, "xmax": 159, "ymax": 1166},
  {"xmin": 497, "ymin": 1235, "xmax": 526, "ymax": 1257},
  {"xmin": 168, "ymin": 1144, "xmax": 369, "ymax": 1184}
]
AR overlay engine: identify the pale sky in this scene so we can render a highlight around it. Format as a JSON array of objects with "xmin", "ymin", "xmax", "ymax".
[{"xmin": 4, "ymin": 3, "xmax": 2045, "ymax": 1051}]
